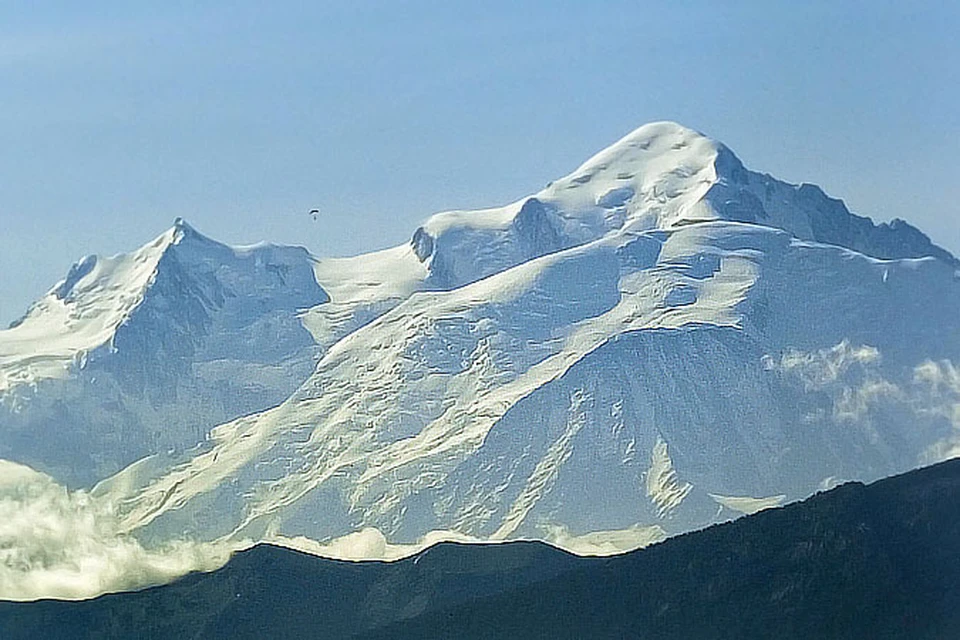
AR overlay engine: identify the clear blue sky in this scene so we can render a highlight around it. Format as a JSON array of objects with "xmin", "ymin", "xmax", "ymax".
[{"xmin": 1, "ymin": 1, "xmax": 958, "ymax": 324}]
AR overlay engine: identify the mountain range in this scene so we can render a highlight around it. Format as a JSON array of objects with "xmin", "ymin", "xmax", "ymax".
[{"xmin": 1, "ymin": 121, "xmax": 958, "ymax": 598}]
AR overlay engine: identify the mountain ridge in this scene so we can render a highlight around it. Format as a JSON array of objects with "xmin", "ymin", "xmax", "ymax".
[
  {"xmin": 406, "ymin": 121, "xmax": 956, "ymax": 292},
  {"xmin": 5, "ymin": 122, "xmax": 953, "ymax": 377}
]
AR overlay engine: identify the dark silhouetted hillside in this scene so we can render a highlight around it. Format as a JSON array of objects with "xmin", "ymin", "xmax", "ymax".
[{"xmin": 2, "ymin": 458, "xmax": 960, "ymax": 639}]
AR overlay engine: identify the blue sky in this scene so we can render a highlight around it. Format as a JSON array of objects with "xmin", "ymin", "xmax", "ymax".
[{"xmin": 1, "ymin": 1, "xmax": 958, "ymax": 323}]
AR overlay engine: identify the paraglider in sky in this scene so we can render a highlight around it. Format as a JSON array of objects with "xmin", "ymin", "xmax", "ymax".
[{"xmin": 309, "ymin": 208, "xmax": 320, "ymax": 222}]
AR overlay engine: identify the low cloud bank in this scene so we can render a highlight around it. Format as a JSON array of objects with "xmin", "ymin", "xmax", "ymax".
[
  {"xmin": 269, "ymin": 522, "xmax": 665, "ymax": 562},
  {"xmin": 0, "ymin": 460, "xmax": 664, "ymax": 601},
  {"xmin": 268, "ymin": 527, "xmax": 481, "ymax": 562},
  {"xmin": 5, "ymin": 341, "xmax": 958, "ymax": 601},
  {"xmin": 0, "ymin": 460, "xmax": 239, "ymax": 601}
]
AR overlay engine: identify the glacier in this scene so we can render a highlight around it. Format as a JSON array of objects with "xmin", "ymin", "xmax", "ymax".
[{"xmin": 1, "ymin": 121, "xmax": 958, "ymax": 598}]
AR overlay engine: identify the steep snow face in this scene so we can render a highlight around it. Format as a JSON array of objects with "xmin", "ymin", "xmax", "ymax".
[
  {"xmin": 1, "ymin": 224, "xmax": 179, "ymax": 390},
  {"xmin": 0, "ymin": 219, "xmax": 328, "ymax": 485},
  {"xmin": 702, "ymin": 150, "xmax": 959, "ymax": 266}
]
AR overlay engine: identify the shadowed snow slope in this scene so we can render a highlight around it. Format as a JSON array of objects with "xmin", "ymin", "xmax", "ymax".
[
  {"xmin": 0, "ymin": 219, "xmax": 327, "ymax": 485},
  {"xmin": 1, "ymin": 122, "xmax": 959, "ymax": 599}
]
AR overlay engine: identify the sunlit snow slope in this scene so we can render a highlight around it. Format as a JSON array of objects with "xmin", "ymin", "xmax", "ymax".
[{"xmin": 2, "ymin": 122, "xmax": 959, "ymax": 574}]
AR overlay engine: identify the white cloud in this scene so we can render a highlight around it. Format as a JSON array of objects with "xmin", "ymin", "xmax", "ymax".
[
  {"xmin": 0, "ymin": 460, "xmax": 239, "ymax": 601},
  {"xmin": 762, "ymin": 340, "xmax": 880, "ymax": 390},
  {"xmin": 764, "ymin": 340, "xmax": 898, "ymax": 424},
  {"xmin": 270, "ymin": 522, "xmax": 665, "ymax": 562},
  {"xmin": 913, "ymin": 360, "xmax": 960, "ymax": 462},
  {"xmin": 267, "ymin": 527, "xmax": 483, "ymax": 562},
  {"xmin": 832, "ymin": 378, "xmax": 903, "ymax": 424},
  {"xmin": 539, "ymin": 523, "xmax": 665, "ymax": 556},
  {"xmin": 709, "ymin": 493, "xmax": 785, "ymax": 515},
  {"xmin": 765, "ymin": 341, "xmax": 960, "ymax": 463}
]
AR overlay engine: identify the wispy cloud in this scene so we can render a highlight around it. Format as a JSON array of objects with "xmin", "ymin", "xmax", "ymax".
[
  {"xmin": 764, "ymin": 341, "xmax": 960, "ymax": 462},
  {"xmin": 914, "ymin": 360, "xmax": 960, "ymax": 462}
]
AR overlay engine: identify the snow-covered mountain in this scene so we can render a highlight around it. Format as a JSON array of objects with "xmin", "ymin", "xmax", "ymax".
[
  {"xmin": 0, "ymin": 219, "xmax": 327, "ymax": 484},
  {"xmin": 2, "ymin": 122, "xmax": 959, "ymax": 565}
]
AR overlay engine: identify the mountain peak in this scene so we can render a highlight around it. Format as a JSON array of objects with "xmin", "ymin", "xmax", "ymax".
[
  {"xmin": 608, "ymin": 120, "xmax": 713, "ymax": 147},
  {"xmin": 171, "ymin": 216, "xmax": 195, "ymax": 239},
  {"xmin": 598, "ymin": 120, "xmax": 716, "ymax": 154},
  {"xmin": 0, "ymin": 220, "xmax": 327, "ymax": 395},
  {"xmin": 539, "ymin": 120, "xmax": 956, "ymax": 263},
  {"xmin": 406, "ymin": 120, "xmax": 956, "ymax": 293},
  {"xmin": 162, "ymin": 217, "xmax": 221, "ymax": 252},
  {"xmin": 553, "ymin": 120, "xmax": 720, "ymax": 190}
]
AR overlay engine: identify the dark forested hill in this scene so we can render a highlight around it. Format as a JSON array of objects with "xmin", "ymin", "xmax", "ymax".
[{"xmin": 3, "ymin": 458, "xmax": 960, "ymax": 639}]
